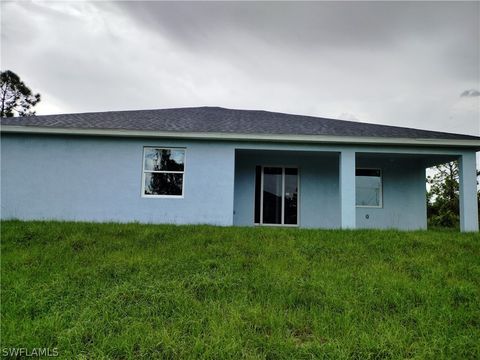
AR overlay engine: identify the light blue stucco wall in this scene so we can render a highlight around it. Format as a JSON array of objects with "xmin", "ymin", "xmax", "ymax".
[
  {"xmin": 233, "ymin": 150, "xmax": 340, "ymax": 228},
  {"xmin": 1, "ymin": 134, "xmax": 236, "ymax": 225},
  {"xmin": 233, "ymin": 150, "xmax": 428, "ymax": 229},
  {"xmin": 1, "ymin": 133, "xmax": 475, "ymax": 230},
  {"xmin": 355, "ymin": 156, "xmax": 427, "ymax": 230}
]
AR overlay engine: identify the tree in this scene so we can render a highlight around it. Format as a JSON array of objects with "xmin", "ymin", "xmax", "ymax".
[
  {"xmin": 427, "ymin": 161, "xmax": 460, "ymax": 228},
  {"xmin": 427, "ymin": 161, "xmax": 480, "ymax": 228},
  {"xmin": 0, "ymin": 70, "xmax": 40, "ymax": 117}
]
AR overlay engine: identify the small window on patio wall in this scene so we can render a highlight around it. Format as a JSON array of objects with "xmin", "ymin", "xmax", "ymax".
[
  {"xmin": 142, "ymin": 147, "xmax": 185, "ymax": 197},
  {"xmin": 356, "ymin": 168, "xmax": 382, "ymax": 207}
]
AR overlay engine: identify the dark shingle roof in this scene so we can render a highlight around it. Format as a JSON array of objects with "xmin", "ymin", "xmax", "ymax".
[{"xmin": 1, "ymin": 106, "xmax": 479, "ymax": 141}]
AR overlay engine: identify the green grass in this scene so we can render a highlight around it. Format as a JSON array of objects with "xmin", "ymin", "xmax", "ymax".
[{"xmin": 1, "ymin": 221, "xmax": 479, "ymax": 359}]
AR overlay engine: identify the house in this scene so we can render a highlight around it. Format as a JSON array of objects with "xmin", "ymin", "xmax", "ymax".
[{"xmin": 1, "ymin": 106, "xmax": 479, "ymax": 231}]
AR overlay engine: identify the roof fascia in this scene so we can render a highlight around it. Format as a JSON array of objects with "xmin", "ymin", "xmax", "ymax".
[{"xmin": 1, "ymin": 125, "xmax": 480, "ymax": 149}]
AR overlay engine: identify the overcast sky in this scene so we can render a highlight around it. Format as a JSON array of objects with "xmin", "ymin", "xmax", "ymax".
[{"xmin": 1, "ymin": 1, "xmax": 479, "ymax": 138}]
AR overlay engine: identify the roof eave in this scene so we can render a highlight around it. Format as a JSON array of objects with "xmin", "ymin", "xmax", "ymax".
[{"xmin": 1, "ymin": 125, "xmax": 480, "ymax": 150}]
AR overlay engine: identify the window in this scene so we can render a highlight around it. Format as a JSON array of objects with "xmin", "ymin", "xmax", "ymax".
[
  {"xmin": 356, "ymin": 168, "xmax": 382, "ymax": 207},
  {"xmin": 142, "ymin": 147, "xmax": 185, "ymax": 197},
  {"xmin": 254, "ymin": 166, "xmax": 299, "ymax": 226}
]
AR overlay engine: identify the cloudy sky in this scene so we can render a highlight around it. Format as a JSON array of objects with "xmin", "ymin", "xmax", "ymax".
[{"xmin": 2, "ymin": 1, "xmax": 479, "ymax": 137}]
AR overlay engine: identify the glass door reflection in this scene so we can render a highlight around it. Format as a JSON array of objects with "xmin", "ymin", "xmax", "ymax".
[{"xmin": 258, "ymin": 166, "xmax": 298, "ymax": 226}]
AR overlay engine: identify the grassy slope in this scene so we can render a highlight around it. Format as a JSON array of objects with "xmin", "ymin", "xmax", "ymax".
[{"xmin": 1, "ymin": 221, "xmax": 479, "ymax": 359}]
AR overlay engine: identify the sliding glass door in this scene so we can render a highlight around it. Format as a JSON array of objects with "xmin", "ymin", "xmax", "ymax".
[
  {"xmin": 284, "ymin": 168, "xmax": 299, "ymax": 225},
  {"xmin": 254, "ymin": 166, "xmax": 299, "ymax": 226},
  {"xmin": 263, "ymin": 167, "xmax": 283, "ymax": 224}
]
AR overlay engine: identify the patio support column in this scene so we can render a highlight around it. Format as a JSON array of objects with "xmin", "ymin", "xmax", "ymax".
[
  {"xmin": 340, "ymin": 150, "xmax": 356, "ymax": 229},
  {"xmin": 459, "ymin": 152, "xmax": 479, "ymax": 232}
]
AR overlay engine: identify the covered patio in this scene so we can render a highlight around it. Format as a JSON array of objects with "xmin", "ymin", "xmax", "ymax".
[{"xmin": 233, "ymin": 148, "xmax": 478, "ymax": 231}]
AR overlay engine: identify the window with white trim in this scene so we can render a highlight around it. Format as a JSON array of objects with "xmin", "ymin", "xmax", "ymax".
[
  {"xmin": 142, "ymin": 147, "xmax": 185, "ymax": 197},
  {"xmin": 356, "ymin": 168, "xmax": 382, "ymax": 207}
]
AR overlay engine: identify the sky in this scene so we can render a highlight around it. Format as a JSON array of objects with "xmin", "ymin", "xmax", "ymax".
[{"xmin": 1, "ymin": 1, "xmax": 479, "ymax": 140}]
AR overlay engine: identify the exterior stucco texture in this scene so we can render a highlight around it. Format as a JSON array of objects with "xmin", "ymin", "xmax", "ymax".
[
  {"xmin": 1, "ymin": 134, "xmax": 472, "ymax": 230},
  {"xmin": 1, "ymin": 134, "xmax": 235, "ymax": 225},
  {"xmin": 233, "ymin": 150, "xmax": 427, "ymax": 230}
]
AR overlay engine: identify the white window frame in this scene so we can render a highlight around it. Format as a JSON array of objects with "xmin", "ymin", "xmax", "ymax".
[
  {"xmin": 355, "ymin": 167, "xmax": 383, "ymax": 208},
  {"xmin": 141, "ymin": 147, "xmax": 186, "ymax": 199},
  {"xmin": 255, "ymin": 165, "xmax": 300, "ymax": 227}
]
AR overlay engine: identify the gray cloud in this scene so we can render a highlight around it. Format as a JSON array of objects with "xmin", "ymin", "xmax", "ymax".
[
  {"xmin": 1, "ymin": 1, "xmax": 479, "ymax": 138},
  {"xmin": 461, "ymin": 89, "xmax": 480, "ymax": 97},
  {"xmin": 112, "ymin": 2, "xmax": 474, "ymax": 46},
  {"xmin": 111, "ymin": 1, "xmax": 479, "ymax": 80}
]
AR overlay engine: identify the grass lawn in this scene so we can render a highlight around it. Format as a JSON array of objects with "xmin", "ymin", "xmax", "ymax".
[{"xmin": 1, "ymin": 221, "xmax": 479, "ymax": 359}]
